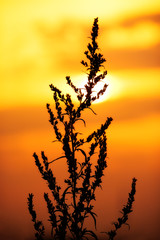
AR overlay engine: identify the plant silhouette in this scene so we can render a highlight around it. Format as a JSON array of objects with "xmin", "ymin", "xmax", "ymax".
[{"xmin": 27, "ymin": 18, "xmax": 137, "ymax": 240}]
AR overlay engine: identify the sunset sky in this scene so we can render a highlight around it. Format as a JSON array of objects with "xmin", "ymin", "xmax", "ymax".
[{"xmin": 0, "ymin": 1, "xmax": 160, "ymax": 239}]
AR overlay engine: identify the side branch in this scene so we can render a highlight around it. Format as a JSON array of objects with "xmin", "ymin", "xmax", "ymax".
[
  {"xmin": 27, "ymin": 193, "xmax": 45, "ymax": 240},
  {"xmin": 106, "ymin": 178, "xmax": 137, "ymax": 240}
]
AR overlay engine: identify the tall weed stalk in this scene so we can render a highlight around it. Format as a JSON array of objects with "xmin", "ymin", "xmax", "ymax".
[{"xmin": 27, "ymin": 18, "xmax": 137, "ymax": 240}]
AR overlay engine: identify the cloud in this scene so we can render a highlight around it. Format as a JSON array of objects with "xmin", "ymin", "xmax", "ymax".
[
  {"xmin": 0, "ymin": 97, "xmax": 159, "ymax": 138},
  {"xmin": 102, "ymin": 22, "xmax": 160, "ymax": 49},
  {"xmin": 105, "ymin": 44, "xmax": 160, "ymax": 70},
  {"xmin": 36, "ymin": 14, "xmax": 160, "ymax": 72},
  {"xmin": 118, "ymin": 13, "xmax": 160, "ymax": 27},
  {"xmin": 92, "ymin": 97, "xmax": 160, "ymax": 122}
]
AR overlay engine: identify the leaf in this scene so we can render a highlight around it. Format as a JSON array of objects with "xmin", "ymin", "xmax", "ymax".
[
  {"xmin": 76, "ymin": 148, "xmax": 88, "ymax": 162},
  {"xmin": 89, "ymin": 211, "xmax": 97, "ymax": 229},
  {"xmin": 48, "ymin": 156, "xmax": 66, "ymax": 164},
  {"xmin": 87, "ymin": 107, "xmax": 97, "ymax": 115},
  {"xmin": 83, "ymin": 229, "xmax": 98, "ymax": 240},
  {"xmin": 52, "ymin": 140, "xmax": 59, "ymax": 143},
  {"xmin": 75, "ymin": 118, "xmax": 86, "ymax": 127},
  {"xmin": 62, "ymin": 186, "xmax": 72, "ymax": 201}
]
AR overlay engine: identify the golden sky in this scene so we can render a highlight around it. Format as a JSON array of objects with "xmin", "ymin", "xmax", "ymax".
[
  {"xmin": 0, "ymin": 0, "xmax": 160, "ymax": 239},
  {"xmin": 0, "ymin": 0, "xmax": 160, "ymax": 108}
]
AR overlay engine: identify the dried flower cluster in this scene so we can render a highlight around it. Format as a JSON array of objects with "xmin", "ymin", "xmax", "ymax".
[{"xmin": 27, "ymin": 18, "xmax": 137, "ymax": 240}]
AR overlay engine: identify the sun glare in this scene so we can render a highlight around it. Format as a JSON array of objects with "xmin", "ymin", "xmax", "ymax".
[{"xmin": 71, "ymin": 73, "xmax": 123, "ymax": 104}]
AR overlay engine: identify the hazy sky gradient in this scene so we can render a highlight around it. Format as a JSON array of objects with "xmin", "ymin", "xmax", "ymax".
[{"xmin": 0, "ymin": 1, "xmax": 160, "ymax": 239}]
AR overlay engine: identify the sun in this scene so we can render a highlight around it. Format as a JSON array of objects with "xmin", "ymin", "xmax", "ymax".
[
  {"xmin": 72, "ymin": 73, "xmax": 122, "ymax": 104},
  {"xmin": 44, "ymin": 73, "xmax": 123, "ymax": 106}
]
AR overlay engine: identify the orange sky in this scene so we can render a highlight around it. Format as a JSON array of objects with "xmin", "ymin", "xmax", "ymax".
[{"xmin": 0, "ymin": 1, "xmax": 160, "ymax": 239}]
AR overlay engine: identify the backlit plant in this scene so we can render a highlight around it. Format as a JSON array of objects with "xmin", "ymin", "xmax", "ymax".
[{"xmin": 27, "ymin": 18, "xmax": 137, "ymax": 240}]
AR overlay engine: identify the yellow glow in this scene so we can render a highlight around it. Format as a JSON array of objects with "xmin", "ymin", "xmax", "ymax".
[
  {"xmin": 113, "ymin": 68, "xmax": 160, "ymax": 98},
  {"xmin": 1, "ymin": 1, "xmax": 160, "ymax": 110},
  {"xmin": 1, "ymin": 68, "xmax": 159, "ymax": 109},
  {"xmin": 1, "ymin": 0, "xmax": 160, "ymax": 23},
  {"xmin": 74, "ymin": 73, "xmax": 123, "ymax": 104}
]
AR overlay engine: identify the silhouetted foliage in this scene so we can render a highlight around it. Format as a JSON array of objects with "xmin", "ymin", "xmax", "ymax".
[{"xmin": 28, "ymin": 18, "xmax": 137, "ymax": 240}]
